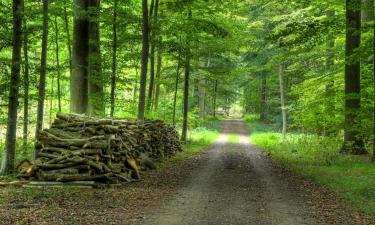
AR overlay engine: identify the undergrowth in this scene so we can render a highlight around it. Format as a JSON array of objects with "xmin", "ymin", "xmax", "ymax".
[
  {"xmin": 248, "ymin": 122, "xmax": 375, "ymax": 216},
  {"xmin": 172, "ymin": 119, "xmax": 220, "ymax": 162}
]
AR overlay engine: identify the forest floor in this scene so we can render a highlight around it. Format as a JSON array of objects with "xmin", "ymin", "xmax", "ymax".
[{"xmin": 0, "ymin": 120, "xmax": 374, "ymax": 225}]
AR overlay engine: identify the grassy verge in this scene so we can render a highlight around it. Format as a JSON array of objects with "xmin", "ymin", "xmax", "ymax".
[
  {"xmin": 227, "ymin": 134, "xmax": 240, "ymax": 143},
  {"xmin": 248, "ymin": 122, "xmax": 375, "ymax": 216},
  {"xmin": 171, "ymin": 119, "xmax": 220, "ymax": 162}
]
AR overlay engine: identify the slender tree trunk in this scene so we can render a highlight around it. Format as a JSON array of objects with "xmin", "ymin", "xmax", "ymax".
[
  {"xmin": 147, "ymin": 0, "xmax": 159, "ymax": 111},
  {"xmin": 372, "ymin": 0, "xmax": 375, "ymax": 161},
  {"xmin": 110, "ymin": 0, "xmax": 118, "ymax": 118},
  {"xmin": 342, "ymin": 0, "xmax": 366, "ymax": 154},
  {"xmin": 325, "ymin": 10, "xmax": 336, "ymax": 135},
  {"xmin": 35, "ymin": 0, "xmax": 49, "ymax": 148},
  {"xmin": 362, "ymin": 0, "xmax": 374, "ymax": 23},
  {"xmin": 198, "ymin": 77, "xmax": 206, "ymax": 118},
  {"xmin": 49, "ymin": 76, "xmax": 54, "ymax": 126},
  {"xmin": 181, "ymin": 10, "xmax": 192, "ymax": 143},
  {"xmin": 137, "ymin": 0, "xmax": 150, "ymax": 122},
  {"xmin": 22, "ymin": 18, "xmax": 29, "ymax": 156},
  {"xmin": 87, "ymin": 0, "xmax": 104, "ymax": 116},
  {"xmin": 154, "ymin": 46, "xmax": 162, "ymax": 110},
  {"xmin": 260, "ymin": 74, "xmax": 267, "ymax": 122},
  {"xmin": 71, "ymin": 0, "xmax": 88, "ymax": 114},
  {"xmin": 279, "ymin": 63, "xmax": 287, "ymax": 138},
  {"xmin": 0, "ymin": 0, "xmax": 23, "ymax": 174},
  {"xmin": 54, "ymin": 16, "xmax": 62, "ymax": 112},
  {"xmin": 64, "ymin": 0, "xmax": 73, "ymax": 77},
  {"xmin": 172, "ymin": 49, "xmax": 182, "ymax": 125},
  {"xmin": 213, "ymin": 79, "xmax": 218, "ymax": 117}
]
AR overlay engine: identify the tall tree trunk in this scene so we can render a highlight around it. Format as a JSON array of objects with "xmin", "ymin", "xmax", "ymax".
[
  {"xmin": 181, "ymin": 10, "xmax": 192, "ymax": 143},
  {"xmin": 362, "ymin": 0, "xmax": 374, "ymax": 23},
  {"xmin": 342, "ymin": 0, "xmax": 366, "ymax": 154},
  {"xmin": 0, "ymin": 0, "xmax": 23, "ymax": 174},
  {"xmin": 137, "ymin": 0, "xmax": 150, "ymax": 122},
  {"xmin": 213, "ymin": 79, "xmax": 218, "ymax": 117},
  {"xmin": 54, "ymin": 16, "xmax": 62, "ymax": 112},
  {"xmin": 172, "ymin": 49, "xmax": 182, "ymax": 125},
  {"xmin": 372, "ymin": 0, "xmax": 375, "ymax": 161},
  {"xmin": 87, "ymin": 0, "xmax": 104, "ymax": 116},
  {"xmin": 49, "ymin": 76, "xmax": 54, "ymax": 126},
  {"xmin": 260, "ymin": 74, "xmax": 267, "ymax": 122},
  {"xmin": 64, "ymin": 0, "xmax": 73, "ymax": 77},
  {"xmin": 198, "ymin": 57, "xmax": 209, "ymax": 118},
  {"xmin": 325, "ymin": 10, "xmax": 336, "ymax": 135},
  {"xmin": 35, "ymin": 0, "xmax": 49, "ymax": 147},
  {"xmin": 110, "ymin": 0, "xmax": 118, "ymax": 118},
  {"xmin": 154, "ymin": 46, "xmax": 162, "ymax": 110},
  {"xmin": 198, "ymin": 77, "xmax": 206, "ymax": 118},
  {"xmin": 279, "ymin": 63, "xmax": 287, "ymax": 138},
  {"xmin": 71, "ymin": 0, "xmax": 88, "ymax": 114},
  {"xmin": 22, "ymin": 20, "xmax": 29, "ymax": 156},
  {"xmin": 147, "ymin": 0, "xmax": 159, "ymax": 111}
]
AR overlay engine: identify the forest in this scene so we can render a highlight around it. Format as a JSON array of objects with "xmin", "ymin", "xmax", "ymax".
[{"xmin": 0, "ymin": 0, "xmax": 375, "ymax": 224}]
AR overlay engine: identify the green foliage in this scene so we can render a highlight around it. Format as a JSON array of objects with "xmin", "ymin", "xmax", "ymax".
[
  {"xmin": 249, "ymin": 122, "xmax": 375, "ymax": 215},
  {"xmin": 243, "ymin": 114, "xmax": 260, "ymax": 123}
]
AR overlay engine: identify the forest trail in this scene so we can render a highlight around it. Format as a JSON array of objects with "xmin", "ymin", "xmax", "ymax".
[{"xmin": 142, "ymin": 120, "xmax": 324, "ymax": 225}]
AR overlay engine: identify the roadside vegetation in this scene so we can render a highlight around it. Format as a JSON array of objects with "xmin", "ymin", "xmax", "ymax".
[{"xmin": 246, "ymin": 119, "xmax": 375, "ymax": 215}]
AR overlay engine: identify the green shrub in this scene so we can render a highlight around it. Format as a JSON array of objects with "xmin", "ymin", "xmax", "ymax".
[{"xmin": 243, "ymin": 114, "xmax": 260, "ymax": 123}]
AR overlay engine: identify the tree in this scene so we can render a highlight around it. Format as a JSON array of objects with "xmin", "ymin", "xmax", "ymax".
[
  {"xmin": 147, "ymin": 0, "xmax": 160, "ymax": 111},
  {"xmin": 110, "ymin": 0, "xmax": 118, "ymax": 118},
  {"xmin": 35, "ymin": 0, "xmax": 49, "ymax": 159},
  {"xmin": 279, "ymin": 63, "xmax": 287, "ymax": 138},
  {"xmin": 0, "ymin": 0, "xmax": 23, "ymax": 174},
  {"xmin": 87, "ymin": 0, "xmax": 104, "ymax": 116},
  {"xmin": 22, "ymin": 17, "xmax": 29, "ymax": 155},
  {"xmin": 137, "ymin": 0, "xmax": 150, "ymax": 122},
  {"xmin": 71, "ymin": 0, "xmax": 89, "ymax": 114},
  {"xmin": 54, "ymin": 16, "xmax": 62, "ymax": 112},
  {"xmin": 181, "ymin": 9, "xmax": 192, "ymax": 143},
  {"xmin": 341, "ymin": 0, "xmax": 366, "ymax": 154}
]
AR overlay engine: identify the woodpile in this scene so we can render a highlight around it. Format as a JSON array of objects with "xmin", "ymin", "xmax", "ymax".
[{"xmin": 19, "ymin": 113, "xmax": 182, "ymax": 184}]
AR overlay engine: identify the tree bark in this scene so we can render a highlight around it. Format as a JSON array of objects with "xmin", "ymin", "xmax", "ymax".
[
  {"xmin": 137, "ymin": 0, "xmax": 150, "ymax": 122},
  {"xmin": 54, "ymin": 16, "xmax": 62, "ymax": 112},
  {"xmin": 325, "ymin": 10, "xmax": 336, "ymax": 135},
  {"xmin": 181, "ymin": 10, "xmax": 192, "ymax": 143},
  {"xmin": 213, "ymin": 80, "xmax": 218, "ymax": 117},
  {"xmin": 0, "ymin": 0, "xmax": 23, "ymax": 174},
  {"xmin": 279, "ymin": 63, "xmax": 287, "ymax": 138},
  {"xmin": 147, "ymin": 0, "xmax": 159, "ymax": 111},
  {"xmin": 372, "ymin": 0, "xmax": 375, "ymax": 161},
  {"xmin": 35, "ymin": 0, "xmax": 49, "ymax": 157},
  {"xmin": 64, "ymin": 0, "xmax": 73, "ymax": 78},
  {"xmin": 172, "ymin": 49, "xmax": 182, "ymax": 125},
  {"xmin": 110, "ymin": 0, "xmax": 118, "ymax": 118},
  {"xmin": 260, "ymin": 74, "xmax": 267, "ymax": 122},
  {"xmin": 87, "ymin": 0, "xmax": 104, "ymax": 116},
  {"xmin": 342, "ymin": 0, "xmax": 366, "ymax": 154},
  {"xmin": 154, "ymin": 46, "xmax": 162, "ymax": 111},
  {"xmin": 22, "ymin": 18, "xmax": 29, "ymax": 155},
  {"xmin": 71, "ymin": 0, "xmax": 88, "ymax": 114}
]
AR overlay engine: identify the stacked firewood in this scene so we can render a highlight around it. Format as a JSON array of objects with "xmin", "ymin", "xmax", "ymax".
[{"xmin": 19, "ymin": 113, "xmax": 182, "ymax": 183}]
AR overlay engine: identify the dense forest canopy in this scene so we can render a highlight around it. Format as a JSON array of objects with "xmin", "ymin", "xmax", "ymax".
[{"xmin": 0, "ymin": 0, "xmax": 375, "ymax": 174}]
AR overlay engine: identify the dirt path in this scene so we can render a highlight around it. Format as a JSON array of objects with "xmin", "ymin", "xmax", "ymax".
[{"xmin": 142, "ymin": 120, "xmax": 324, "ymax": 225}]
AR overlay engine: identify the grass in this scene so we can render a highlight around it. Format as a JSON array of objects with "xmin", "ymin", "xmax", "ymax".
[
  {"xmin": 171, "ymin": 119, "xmax": 220, "ymax": 162},
  {"xmin": 227, "ymin": 134, "xmax": 240, "ymax": 143},
  {"xmin": 248, "ymin": 122, "xmax": 375, "ymax": 215}
]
